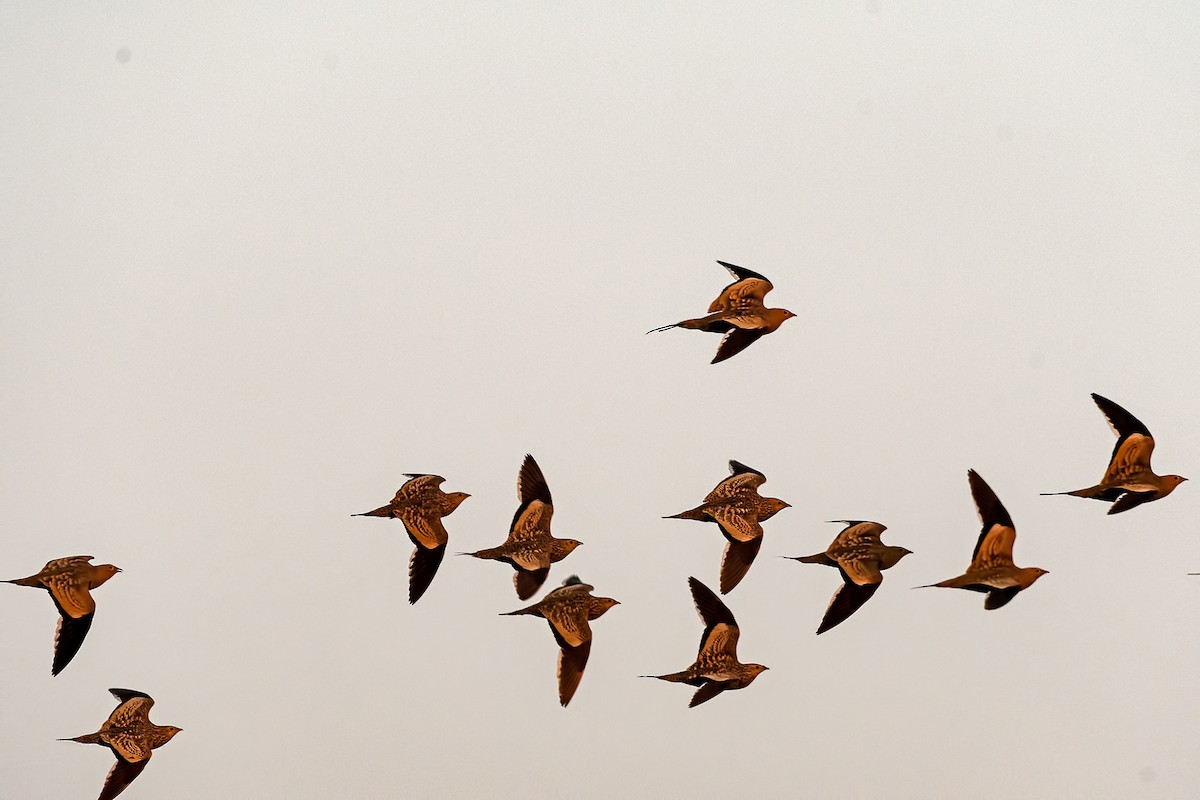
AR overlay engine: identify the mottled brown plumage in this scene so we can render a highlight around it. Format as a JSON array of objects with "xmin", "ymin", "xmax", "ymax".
[
  {"xmin": 462, "ymin": 454, "xmax": 582, "ymax": 599},
  {"xmin": 786, "ymin": 520, "xmax": 912, "ymax": 634},
  {"xmin": 1043, "ymin": 393, "xmax": 1186, "ymax": 514},
  {"xmin": 920, "ymin": 470, "xmax": 1048, "ymax": 609},
  {"xmin": 354, "ymin": 473, "xmax": 470, "ymax": 604},
  {"xmin": 61, "ymin": 688, "xmax": 181, "ymax": 800},
  {"xmin": 648, "ymin": 261, "xmax": 796, "ymax": 364},
  {"xmin": 642, "ymin": 577, "xmax": 768, "ymax": 707},
  {"xmin": 4, "ymin": 555, "xmax": 121, "ymax": 676},
  {"xmin": 502, "ymin": 575, "xmax": 620, "ymax": 707},
  {"xmin": 665, "ymin": 460, "xmax": 790, "ymax": 593}
]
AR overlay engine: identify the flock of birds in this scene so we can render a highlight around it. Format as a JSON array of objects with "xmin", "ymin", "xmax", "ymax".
[{"xmin": 4, "ymin": 261, "xmax": 1192, "ymax": 798}]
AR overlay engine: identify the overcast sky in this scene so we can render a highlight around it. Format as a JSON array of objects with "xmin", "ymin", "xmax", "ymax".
[{"xmin": 2, "ymin": 2, "xmax": 1199, "ymax": 798}]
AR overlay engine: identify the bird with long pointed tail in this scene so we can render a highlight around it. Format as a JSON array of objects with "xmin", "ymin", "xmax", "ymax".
[
  {"xmin": 642, "ymin": 577, "xmax": 768, "ymax": 707},
  {"xmin": 61, "ymin": 688, "xmax": 181, "ymax": 800},
  {"xmin": 648, "ymin": 260, "xmax": 796, "ymax": 364},
  {"xmin": 5, "ymin": 555, "xmax": 121, "ymax": 676},
  {"xmin": 353, "ymin": 474, "xmax": 470, "ymax": 603},
  {"xmin": 462, "ymin": 454, "xmax": 582, "ymax": 599},
  {"xmin": 920, "ymin": 470, "xmax": 1048, "ymax": 609},
  {"xmin": 665, "ymin": 460, "xmax": 790, "ymax": 594},
  {"xmin": 502, "ymin": 575, "xmax": 620, "ymax": 707},
  {"xmin": 785, "ymin": 521, "xmax": 912, "ymax": 634},
  {"xmin": 1043, "ymin": 393, "xmax": 1186, "ymax": 514}
]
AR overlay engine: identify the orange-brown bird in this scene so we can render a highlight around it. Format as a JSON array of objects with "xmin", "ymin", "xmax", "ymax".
[
  {"xmin": 5, "ymin": 555, "xmax": 121, "ymax": 676},
  {"xmin": 785, "ymin": 520, "xmax": 912, "ymax": 634},
  {"xmin": 61, "ymin": 688, "xmax": 181, "ymax": 800},
  {"xmin": 462, "ymin": 454, "xmax": 582, "ymax": 599},
  {"xmin": 665, "ymin": 460, "xmax": 790, "ymax": 594},
  {"xmin": 354, "ymin": 474, "xmax": 470, "ymax": 603},
  {"xmin": 642, "ymin": 577, "xmax": 768, "ymax": 707},
  {"xmin": 920, "ymin": 470, "xmax": 1048, "ymax": 609},
  {"xmin": 502, "ymin": 575, "xmax": 620, "ymax": 707},
  {"xmin": 1043, "ymin": 393, "xmax": 1187, "ymax": 514},
  {"xmin": 648, "ymin": 260, "xmax": 796, "ymax": 364}
]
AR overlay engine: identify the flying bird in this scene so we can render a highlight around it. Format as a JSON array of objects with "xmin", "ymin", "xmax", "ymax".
[
  {"xmin": 648, "ymin": 260, "xmax": 796, "ymax": 364},
  {"xmin": 4, "ymin": 555, "xmax": 121, "ymax": 676},
  {"xmin": 785, "ymin": 520, "xmax": 912, "ymax": 634},
  {"xmin": 501, "ymin": 575, "xmax": 620, "ymax": 707},
  {"xmin": 354, "ymin": 474, "xmax": 470, "ymax": 603},
  {"xmin": 1042, "ymin": 393, "xmax": 1187, "ymax": 514},
  {"xmin": 642, "ymin": 577, "xmax": 768, "ymax": 707},
  {"xmin": 664, "ymin": 460, "xmax": 790, "ymax": 593},
  {"xmin": 61, "ymin": 688, "xmax": 181, "ymax": 800},
  {"xmin": 461, "ymin": 454, "xmax": 582, "ymax": 599},
  {"xmin": 919, "ymin": 470, "xmax": 1048, "ymax": 609}
]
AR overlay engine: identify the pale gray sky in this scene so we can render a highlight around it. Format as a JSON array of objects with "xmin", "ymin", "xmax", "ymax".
[{"xmin": 2, "ymin": 2, "xmax": 1199, "ymax": 798}]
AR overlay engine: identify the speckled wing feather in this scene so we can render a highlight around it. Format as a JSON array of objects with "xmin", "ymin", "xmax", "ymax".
[
  {"xmin": 103, "ymin": 731, "xmax": 153, "ymax": 764},
  {"xmin": 557, "ymin": 641, "xmax": 591, "ymax": 707},
  {"xmin": 706, "ymin": 463, "xmax": 766, "ymax": 501},
  {"xmin": 398, "ymin": 474, "xmax": 446, "ymax": 498},
  {"xmin": 106, "ymin": 690, "xmax": 155, "ymax": 724},
  {"xmin": 544, "ymin": 603, "xmax": 592, "ymax": 649},
  {"xmin": 708, "ymin": 506, "xmax": 762, "ymax": 543},
  {"xmin": 831, "ymin": 521, "xmax": 886, "ymax": 548},
  {"xmin": 1101, "ymin": 435, "xmax": 1155, "ymax": 485},
  {"xmin": 719, "ymin": 537, "xmax": 762, "ymax": 594},
  {"xmin": 98, "ymin": 757, "xmax": 149, "ymax": 800},
  {"xmin": 407, "ymin": 544, "xmax": 445, "ymax": 604},
  {"xmin": 398, "ymin": 510, "xmax": 449, "ymax": 550},
  {"xmin": 507, "ymin": 500, "xmax": 552, "ymax": 542}
]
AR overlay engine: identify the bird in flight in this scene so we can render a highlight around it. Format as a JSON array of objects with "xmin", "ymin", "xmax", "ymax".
[
  {"xmin": 501, "ymin": 575, "xmax": 620, "ymax": 707},
  {"xmin": 920, "ymin": 470, "xmax": 1048, "ymax": 609},
  {"xmin": 648, "ymin": 261, "xmax": 796, "ymax": 364},
  {"xmin": 4, "ymin": 555, "xmax": 121, "ymax": 676},
  {"xmin": 1043, "ymin": 393, "xmax": 1186, "ymax": 514},
  {"xmin": 664, "ymin": 460, "xmax": 790, "ymax": 593},
  {"xmin": 354, "ymin": 473, "xmax": 470, "ymax": 603},
  {"xmin": 462, "ymin": 454, "xmax": 582, "ymax": 599},
  {"xmin": 61, "ymin": 688, "xmax": 181, "ymax": 800},
  {"xmin": 785, "ymin": 520, "xmax": 912, "ymax": 634},
  {"xmin": 642, "ymin": 577, "xmax": 768, "ymax": 707}
]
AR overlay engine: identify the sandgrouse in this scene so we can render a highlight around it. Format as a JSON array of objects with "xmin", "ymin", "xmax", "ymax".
[
  {"xmin": 785, "ymin": 521, "xmax": 912, "ymax": 634},
  {"xmin": 462, "ymin": 454, "xmax": 582, "ymax": 599},
  {"xmin": 920, "ymin": 470, "xmax": 1048, "ymax": 609},
  {"xmin": 643, "ymin": 577, "xmax": 768, "ymax": 707},
  {"xmin": 354, "ymin": 473, "xmax": 470, "ymax": 603},
  {"xmin": 5, "ymin": 555, "xmax": 121, "ymax": 675},
  {"xmin": 665, "ymin": 460, "xmax": 790, "ymax": 593},
  {"xmin": 648, "ymin": 260, "xmax": 796, "ymax": 364},
  {"xmin": 502, "ymin": 576, "xmax": 620, "ymax": 707},
  {"xmin": 1043, "ymin": 393, "xmax": 1186, "ymax": 514},
  {"xmin": 62, "ymin": 688, "xmax": 181, "ymax": 800}
]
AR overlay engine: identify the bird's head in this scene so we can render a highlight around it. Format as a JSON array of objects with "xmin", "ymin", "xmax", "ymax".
[
  {"xmin": 765, "ymin": 308, "xmax": 797, "ymax": 329},
  {"xmin": 153, "ymin": 725, "xmax": 183, "ymax": 747},
  {"xmin": 1023, "ymin": 567, "xmax": 1050, "ymax": 587},
  {"xmin": 1162, "ymin": 475, "xmax": 1188, "ymax": 494},
  {"xmin": 592, "ymin": 597, "xmax": 621, "ymax": 617},
  {"xmin": 762, "ymin": 498, "xmax": 791, "ymax": 519},
  {"xmin": 92, "ymin": 564, "xmax": 122, "ymax": 587},
  {"xmin": 745, "ymin": 664, "xmax": 770, "ymax": 682},
  {"xmin": 882, "ymin": 546, "xmax": 914, "ymax": 569},
  {"xmin": 558, "ymin": 539, "xmax": 584, "ymax": 556},
  {"xmin": 443, "ymin": 492, "xmax": 471, "ymax": 513}
]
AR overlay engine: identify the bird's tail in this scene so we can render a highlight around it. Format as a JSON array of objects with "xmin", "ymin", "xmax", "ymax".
[
  {"xmin": 640, "ymin": 671, "xmax": 690, "ymax": 683},
  {"xmin": 3, "ymin": 576, "xmax": 41, "ymax": 587},
  {"xmin": 663, "ymin": 507, "xmax": 707, "ymax": 522},
  {"xmin": 1039, "ymin": 487, "xmax": 1102, "ymax": 499},
  {"xmin": 646, "ymin": 322, "xmax": 679, "ymax": 334},
  {"xmin": 59, "ymin": 732, "xmax": 102, "ymax": 744},
  {"xmin": 500, "ymin": 605, "xmax": 541, "ymax": 617},
  {"xmin": 457, "ymin": 547, "xmax": 501, "ymax": 560},
  {"xmin": 351, "ymin": 506, "xmax": 393, "ymax": 518},
  {"xmin": 785, "ymin": 553, "xmax": 836, "ymax": 566}
]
